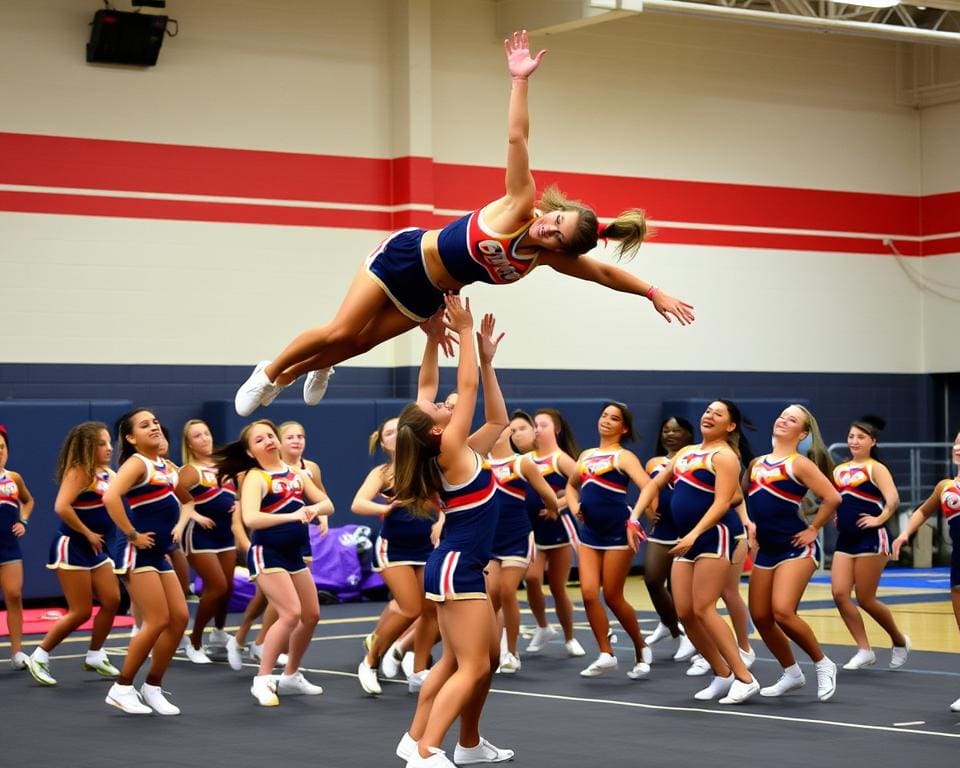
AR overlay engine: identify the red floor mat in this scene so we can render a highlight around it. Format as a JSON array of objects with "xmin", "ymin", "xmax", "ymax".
[{"xmin": 0, "ymin": 607, "xmax": 134, "ymax": 637}]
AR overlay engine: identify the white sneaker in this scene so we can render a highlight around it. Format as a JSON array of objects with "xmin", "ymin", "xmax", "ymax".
[
  {"xmin": 406, "ymin": 747, "xmax": 456, "ymax": 768},
  {"xmin": 358, "ymin": 658, "xmax": 382, "ymax": 695},
  {"xmin": 842, "ymin": 648, "xmax": 876, "ymax": 670},
  {"xmin": 686, "ymin": 655, "xmax": 711, "ymax": 677},
  {"xmin": 627, "ymin": 660, "xmax": 651, "ymax": 679},
  {"xmin": 673, "ymin": 633, "xmax": 697, "ymax": 662},
  {"xmin": 381, "ymin": 641, "xmax": 404, "ymax": 679},
  {"xmin": 951, "ymin": 695, "xmax": 960, "ymax": 713},
  {"xmin": 816, "ymin": 658, "xmax": 838, "ymax": 702},
  {"xmin": 140, "ymin": 683, "xmax": 180, "ymax": 715},
  {"xmin": 276, "ymin": 652, "xmax": 289, "ymax": 668},
  {"xmin": 27, "ymin": 653, "xmax": 57, "ymax": 686},
  {"xmin": 499, "ymin": 652, "xmax": 521, "ymax": 674},
  {"xmin": 454, "ymin": 737, "xmax": 515, "ymax": 764},
  {"xmin": 401, "ymin": 651, "xmax": 415, "ymax": 679},
  {"xmin": 208, "ymin": 628, "xmax": 231, "ymax": 648},
  {"xmin": 408, "ymin": 668, "xmax": 430, "ymax": 694},
  {"xmin": 564, "ymin": 638, "xmax": 586, "ymax": 657},
  {"xmin": 105, "ymin": 683, "xmax": 152, "ymax": 714},
  {"xmin": 251, "ymin": 674, "xmax": 279, "ymax": 706},
  {"xmin": 225, "ymin": 637, "xmax": 245, "ymax": 671},
  {"xmin": 890, "ymin": 636, "xmax": 911, "ymax": 669},
  {"xmin": 277, "ymin": 671, "xmax": 323, "ymax": 696},
  {"xmin": 235, "ymin": 361, "xmax": 283, "ymax": 417},
  {"xmin": 739, "ymin": 646, "xmax": 757, "ymax": 669},
  {"xmin": 719, "ymin": 676, "xmax": 760, "ymax": 705},
  {"xmin": 185, "ymin": 643, "xmax": 213, "ymax": 665},
  {"xmin": 645, "ymin": 622, "xmax": 672, "ymax": 645},
  {"xmin": 303, "ymin": 366, "xmax": 334, "ymax": 406},
  {"xmin": 760, "ymin": 670, "xmax": 806, "ymax": 697},
  {"xmin": 396, "ymin": 732, "xmax": 417, "ymax": 761},
  {"xmin": 83, "ymin": 651, "xmax": 120, "ymax": 677},
  {"xmin": 12, "ymin": 651, "xmax": 29, "ymax": 670},
  {"xmin": 580, "ymin": 652, "xmax": 618, "ymax": 677},
  {"xmin": 694, "ymin": 674, "xmax": 735, "ymax": 701},
  {"xmin": 526, "ymin": 625, "xmax": 558, "ymax": 653}
]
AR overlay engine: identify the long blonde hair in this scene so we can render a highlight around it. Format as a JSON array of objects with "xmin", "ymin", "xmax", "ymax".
[
  {"xmin": 181, "ymin": 419, "xmax": 208, "ymax": 465},
  {"xmin": 793, "ymin": 404, "xmax": 834, "ymax": 476},
  {"xmin": 392, "ymin": 403, "xmax": 443, "ymax": 519},
  {"xmin": 538, "ymin": 184, "xmax": 648, "ymax": 261}
]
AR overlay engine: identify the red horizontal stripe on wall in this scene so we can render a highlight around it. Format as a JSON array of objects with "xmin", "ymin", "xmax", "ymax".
[
  {"xmin": 652, "ymin": 226, "xmax": 923, "ymax": 257},
  {"xmin": 921, "ymin": 191, "xmax": 960, "ymax": 237}
]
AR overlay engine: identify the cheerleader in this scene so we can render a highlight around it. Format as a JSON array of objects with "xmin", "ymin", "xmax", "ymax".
[
  {"xmin": 103, "ymin": 409, "xmax": 188, "ymax": 715},
  {"xmin": 174, "ymin": 420, "xmax": 241, "ymax": 667},
  {"xmin": 746, "ymin": 405, "xmax": 841, "ymax": 701},
  {"xmin": 831, "ymin": 415, "xmax": 910, "ymax": 670},
  {"xmin": 26, "ymin": 423, "xmax": 121, "ymax": 686},
  {"xmin": 523, "ymin": 408, "xmax": 584, "ymax": 657},
  {"xmin": 892, "ymin": 430, "xmax": 960, "ymax": 711},
  {"xmin": 394, "ymin": 297, "xmax": 513, "ymax": 768},
  {"xmin": 0, "ymin": 424, "xmax": 35, "ymax": 670},
  {"xmin": 566, "ymin": 402, "xmax": 652, "ymax": 679},
  {"xmin": 643, "ymin": 416, "xmax": 697, "ymax": 660},
  {"xmin": 215, "ymin": 419, "xmax": 333, "ymax": 706},
  {"xmin": 630, "ymin": 400, "xmax": 759, "ymax": 704},
  {"xmin": 487, "ymin": 415, "xmax": 559, "ymax": 674}
]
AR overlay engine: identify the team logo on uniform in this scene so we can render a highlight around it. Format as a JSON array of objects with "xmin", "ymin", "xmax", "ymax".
[
  {"xmin": 676, "ymin": 451, "xmax": 710, "ymax": 475},
  {"xmin": 584, "ymin": 456, "xmax": 614, "ymax": 475},
  {"xmin": 0, "ymin": 480, "xmax": 17, "ymax": 498},
  {"xmin": 754, "ymin": 464, "xmax": 788, "ymax": 484},
  {"xmin": 201, "ymin": 470, "xmax": 217, "ymax": 485},
  {"xmin": 476, "ymin": 239, "xmax": 521, "ymax": 282},
  {"xmin": 943, "ymin": 490, "xmax": 960, "ymax": 513},
  {"xmin": 835, "ymin": 466, "xmax": 869, "ymax": 488}
]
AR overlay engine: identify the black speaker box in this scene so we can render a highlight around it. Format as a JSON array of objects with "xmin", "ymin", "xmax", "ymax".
[{"xmin": 86, "ymin": 9, "xmax": 168, "ymax": 66}]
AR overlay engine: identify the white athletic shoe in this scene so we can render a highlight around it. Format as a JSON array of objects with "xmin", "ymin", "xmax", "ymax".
[
  {"xmin": 396, "ymin": 732, "xmax": 418, "ymax": 761},
  {"xmin": 673, "ymin": 632, "xmax": 697, "ymax": 662},
  {"xmin": 644, "ymin": 622, "xmax": 672, "ymax": 645},
  {"xmin": 842, "ymin": 648, "xmax": 876, "ymax": 670},
  {"xmin": 694, "ymin": 674, "xmax": 735, "ymax": 701},
  {"xmin": 278, "ymin": 671, "xmax": 323, "ymax": 696},
  {"xmin": 719, "ymin": 676, "xmax": 760, "ymax": 705},
  {"xmin": 454, "ymin": 737, "xmax": 515, "ymax": 765},
  {"xmin": 208, "ymin": 628, "xmax": 231, "ymax": 648},
  {"xmin": 498, "ymin": 652, "xmax": 521, "ymax": 675},
  {"xmin": 525, "ymin": 625, "xmax": 558, "ymax": 653},
  {"xmin": 405, "ymin": 747, "xmax": 456, "ymax": 768},
  {"xmin": 235, "ymin": 361, "xmax": 283, "ymax": 417},
  {"xmin": 686, "ymin": 655, "xmax": 711, "ymax": 677},
  {"xmin": 105, "ymin": 683, "xmax": 152, "ymax": 714},
  {"xmin": 303, "ymin": 367, "xmax": 334, "ymax": 406},
  {"xmin": 226, "ymin": 637, "xmax": 245, "ymax": 671},
  {"xmin": 950, "ymin": 695, "xmax": 960, "ymax": 713},
  {"xmin": 83, "ymin": 651, "xmax": 120, "ymax": 677},
  {"xmin": 401, "ymin": 651, "xmax": 415, "ymax": 679},
  {"xmin": 140, "ymin": 683, "xmax": 180, "ymax": 715},
  {"xmin": 760, "ymin": 670, "xmax": 806, "ymax": 697},
  {"xmin": 358, "ymin": 658, "xmax": 382, "ymax": 695},
  {"xmin": 26, "ymin": 653, "xmax": 57, "ymax": 686},
  {"xmin": 739, "ymin": 646, "xmax": 757, "ymax": 669},
  {"xmin": 815, "ymin": 658, "xmax": 838, "ymax": 702},
  {"xmin": 408, "ymin": 669, "xmax": 430, "ymax": 694},
  {"xmin": 381, "ymin": 641, "xmax": 404, "ymax": 679},
  {"xmin": 249, "ymin": 643, "xmax": 288, "ymax": 668},
  {"xmin": 627, "ymin": 660, "xmax": 651, "ymax": 679},
  {"xmin": 564, "ymin": 638, "xmax": 586, "ymax": 657},
  {"xmin": 580, "ymin": 652, "xmax": 618, "ymax": 677},
  {"xmin": 251, "ymin": 674, "xmax": 279, "ymax": 707},
  {"xmin": 11, "ymin": 651, "xmax": 29, "ymax": 670},
  {"xmin": 185, "ymin": 644, "xmax": 213, "ymax": 665},
  {"xmin": 890, "ymin": 636, "xmax": 911, "ymax": 669}
]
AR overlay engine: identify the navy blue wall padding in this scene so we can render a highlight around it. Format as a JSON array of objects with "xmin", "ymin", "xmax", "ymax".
[{"xmin": 0, "ymin": 400, "xmax": 132, "ymax": 600}]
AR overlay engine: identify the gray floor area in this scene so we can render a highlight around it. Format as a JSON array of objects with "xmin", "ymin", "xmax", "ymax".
[{"xmin": 3, "ymin": 601, "xmax": 959, "ymax": 768}]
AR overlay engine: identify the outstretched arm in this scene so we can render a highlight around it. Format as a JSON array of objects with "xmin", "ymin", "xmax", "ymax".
[
  {"xmin": 417, "ymin": 309, "xmax": 456, "ymax": 403},
  {"xmin": 467, "ymin": 313, "xmax": 508, "ymax": 456}
]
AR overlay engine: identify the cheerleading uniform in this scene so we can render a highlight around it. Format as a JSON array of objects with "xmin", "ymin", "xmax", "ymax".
[
  {"xmin": 489, "ymin": 454, "xmax": 534, "ymax": 567},
  {"xmin": 833, "ymin": 460, "xmax": 891, "ymax": 557},
  {"xmin": 48, "ymin": 470, "xmax": 116, "ymax": 570},
  {"xmin": 183, "ymin": 465, "xmax": 237, "ymax": 555},
  {"xmin": 113, "ymin": 456, "xmax": 180, "ymax": 574},
  {"xmin": 747, "ymin": 454, "xmax": 820, "ymax": 569}
]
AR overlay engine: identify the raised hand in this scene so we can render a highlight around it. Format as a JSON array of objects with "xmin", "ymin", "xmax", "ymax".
[
  {"xmin": 651, "ymin": 288, "xmax": 696, "ymax": 326},
  {"xmin": 476, "ymin": 313, "xmax": 505, "ymax": 365},
  {"xmin": 504, "ymin": 29, "xmax": 546, "ymax": 80},
  {"xmin": 442, "ymin": 292, "xmax": 474, "ymax": 334},
  {"xmin": 421, "ymin": 308, "xmax": 457, "ymax": 358}
]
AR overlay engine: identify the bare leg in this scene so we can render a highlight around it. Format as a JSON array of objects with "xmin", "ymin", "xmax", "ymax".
[
  {"xmin": 524, "ymin": 550, "xmax": 548, "ymax": 627},
  {"xmin": 499, "ymin": 566, "xmax": 526, "ymax": 656},
  {"xmin": 546, "ymin": 546, "xmax": 575, "ymax": 641},
  {"xmin": 831, "ymin": 553, "xmax": 870, "ymax": 650},
  {"xmin": 235, "ymin": 586, "xmax": 267, "ymax": 646},
  {"xmin": 601, "ymin": 548, "xmax": 646, "ymax": 660},
  {"xmin": 0, "ymin": 562, "xmax": 24, "ymax": 656},
  {"xmin": 723, "ymin": 539, "xmax": 752, "ymax": 652},
  {"xmin": 144, "ymin": 573, "xmax": 189, "ymax": 685},
  {"xmin": 579, "ymin": 545, "xmax": 611, "ymax": 653},
  {"xmin": 365, "ymin": 566, "xmax": 423, "ymax": 667},
  {"xmin": 770, "ymin": 559, "xmax": 826, "ymax": 662},
  {"xmin": 749, "ymin": 566, "xmax": 796, "ymax": 669},
  {"xmin": 284, "ymin": 570, "xmax": 320, "ymax": 674},
  {"xmin": 692, "ymin": 558, "xmax": 752, "ymax": 682},
  {"xmin": 644, "ymin": 541, "xmax": 680, "ymax": 635},
  {"xmin": 414, "ymin": 599, "xmax": 440, "ymax": 672},
  {"xmin": 89, "ymin": 563, "xmax": 121, "ymax": 651},
  {"xmin": 188, "ymin": 552, "xmax": 228, "ymax": 649},
  {"xmin": 214, "ymin": 549, "xmax": 236, "ymax": 630},
  {"xmin": 853, "ymin": 555, "xmax": 906, "ymax": 646}
]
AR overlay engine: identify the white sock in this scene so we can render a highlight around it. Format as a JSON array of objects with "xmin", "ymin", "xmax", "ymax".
[
  {"xmin": 85, "ymin": 648, "xmax": 104, "ymax": 664},
  {"xmin": 33, "ymin": 647, "xmax": 50, "ymax": 664},
  {"xmin": 784, "ymin": 663, "xmax": 803, "ymax": 678},
  {"xmin": 815, "ymin": 656, "xmax": 834, "ymax": 669}
]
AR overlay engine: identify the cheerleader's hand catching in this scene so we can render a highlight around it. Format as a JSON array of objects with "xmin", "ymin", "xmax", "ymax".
[{"xmin": 504, "ymin": 29, "xmax": 546, "ymax": 80}]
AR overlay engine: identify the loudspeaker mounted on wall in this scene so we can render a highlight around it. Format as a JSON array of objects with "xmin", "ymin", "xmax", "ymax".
[{"xmin": 86, "ymin": 7, "xmax": 170, "ymax": 66}]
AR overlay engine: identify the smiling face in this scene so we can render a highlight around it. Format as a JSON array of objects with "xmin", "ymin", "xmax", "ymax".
[
  {"xmin": 96, "ymin": 428, "xmax": 113, "ymax": 468},
  {"xmin": 700, "ymin": 401, "xmax": 735, "ymax": 443},
  {"xmin": 246, "ymin": 422, "xmax": 281, "ymax": 466},
  {"xmin": 773, "ymin": 406, "xmax": 809, "ymax": 447},
  {"xmin": 598, "ymin": 405, "xmax": 627, "ymax": 441},
  {"xmin": 847, "ymin": 425, "xmax": 875, "ymax": 461},
  {"xmin": 510, "ymin": 417, "xmax": 535, "ymax": 453},
  {"xmin": 527, "ymin": 210, "xmax": 581, "ymax": 252}
]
